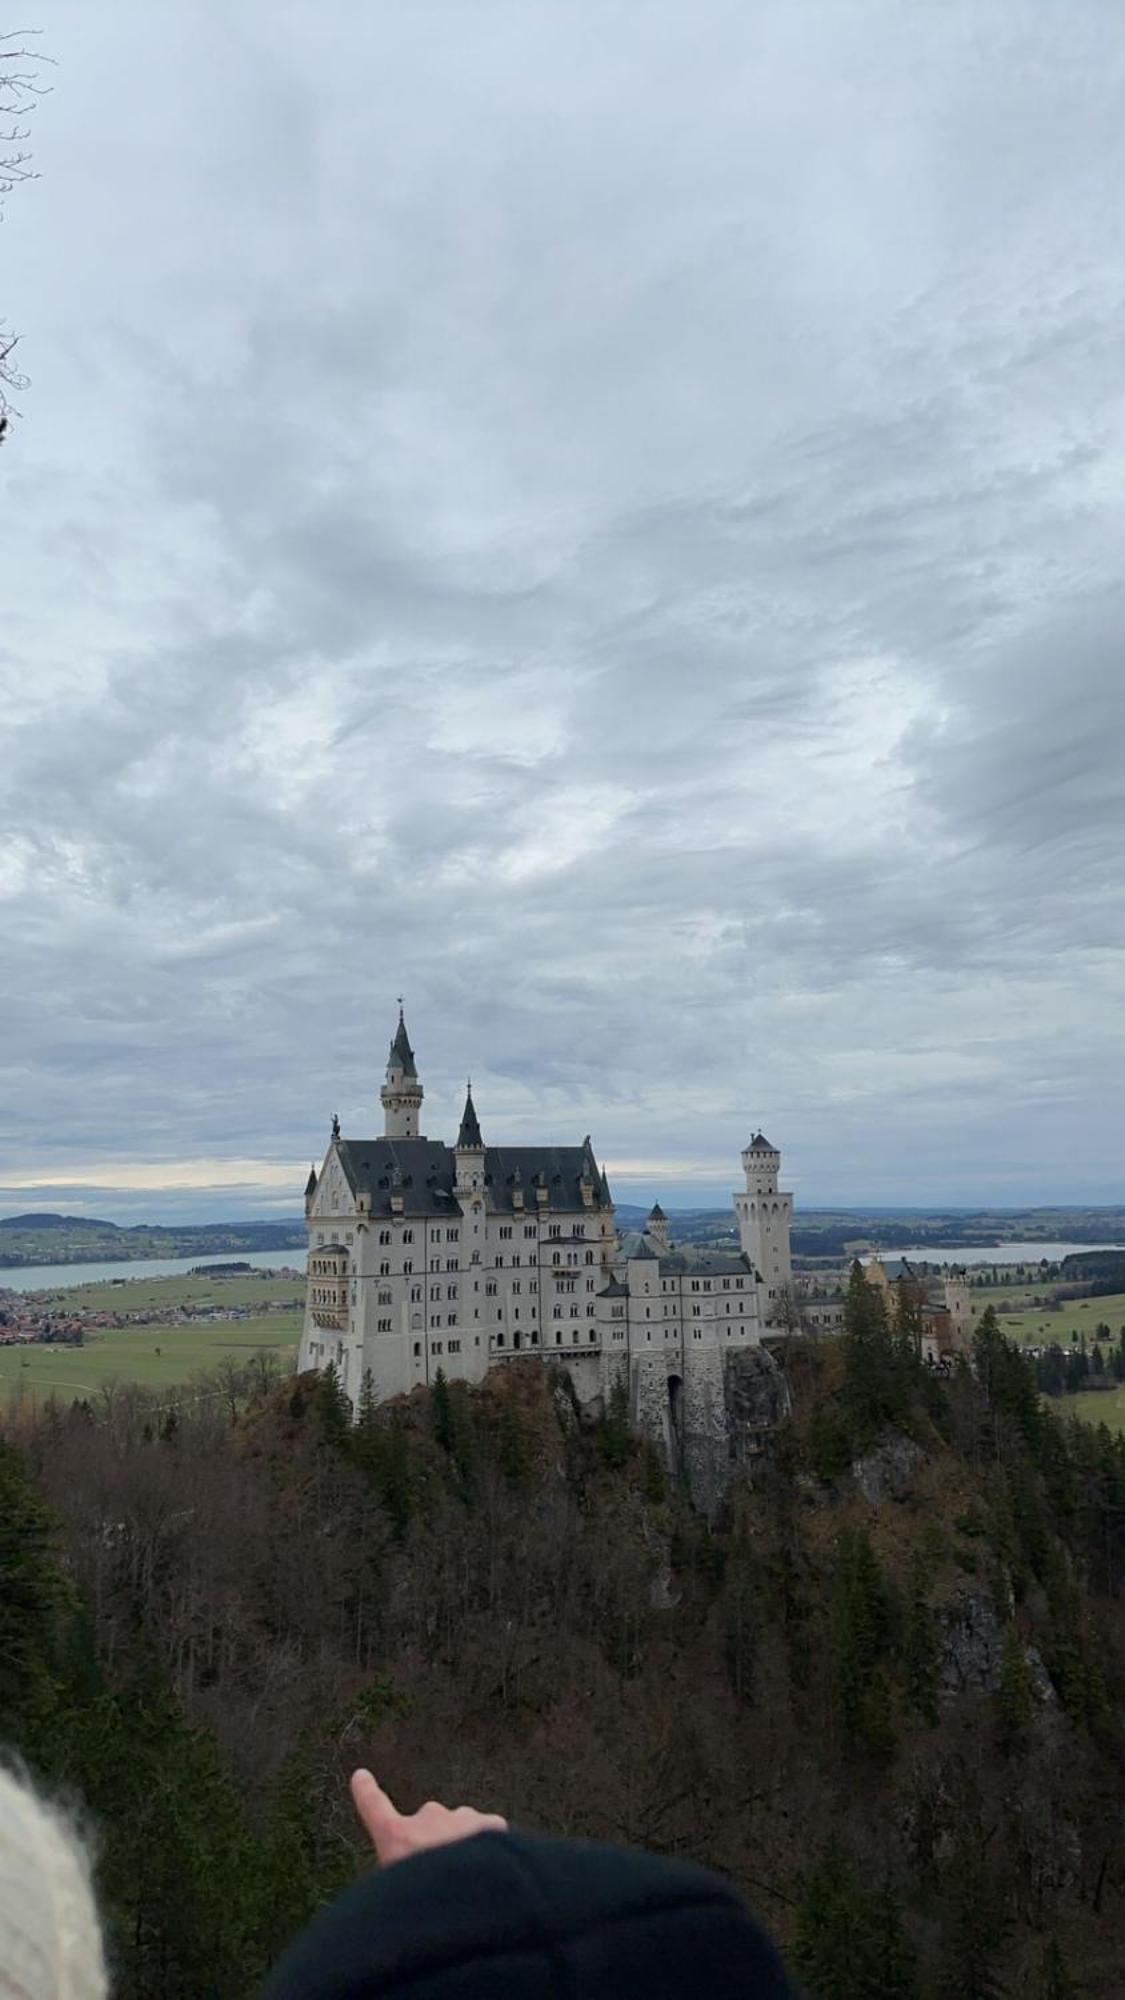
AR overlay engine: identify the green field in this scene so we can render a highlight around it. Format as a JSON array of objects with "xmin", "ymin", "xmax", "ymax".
[
  {"xmin": 1049, "ymin": 1385, "xmax": 1125, "ymax": 1435},
  {"xmin": 19, "ymin": 1271, "xmax": 303, "ymax": 1314},
  {"xmin": 0, "ymin": 1308, "xmax": 301, "ymax": 1406},
  {"xmin": 999, "ymin": 1292, "xmax": 1125, "ymax": 1347}
]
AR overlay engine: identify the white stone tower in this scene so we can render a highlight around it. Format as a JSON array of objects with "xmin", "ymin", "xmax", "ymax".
[
  {"xmin": 380, "ymin": 1005, "xmax": 425, "ymax": 1138},
  {"xmin": 733, "ymin": 1132, "xmax": 793, "ymax": 1312}
]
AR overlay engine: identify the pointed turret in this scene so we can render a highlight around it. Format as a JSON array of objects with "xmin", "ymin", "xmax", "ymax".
[
  {"xmin": 454, "ymin": 1081, "xmax": 486, "ymax": 1201},
  {"xmin": 457, "ymin": 1082, "xmax": 484, "ymax": 1150},
  {"xmin": 381, "ymin": 1002, "xmax": 425, "ymax": 1138},
  {"xmin": 305, "ymin": 1164, "xmax": 318, "ymax": 1215},
  {"xmin": 647, "ymin": 1200, "xmax": 669, "ymax": 1251}
]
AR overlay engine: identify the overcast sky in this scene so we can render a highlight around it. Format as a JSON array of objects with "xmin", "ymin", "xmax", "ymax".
[{"xmin": 2, "ymin": 1, "xmax": 1124, "ymax": 1222}]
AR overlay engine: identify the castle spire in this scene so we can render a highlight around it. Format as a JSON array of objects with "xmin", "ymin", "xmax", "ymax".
[{"xmin": 457, "ymin": 1081, "xmax": 484, "ymax": 1150}]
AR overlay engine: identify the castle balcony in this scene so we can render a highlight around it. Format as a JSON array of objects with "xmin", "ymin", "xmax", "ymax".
[{"xmin": 312, "ymin": 1307, "xmax": 349, "ymax": 1332}]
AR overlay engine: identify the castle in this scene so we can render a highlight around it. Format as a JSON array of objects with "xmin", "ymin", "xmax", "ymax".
[{"xmin": 299, "ymin": 1009, "xmax": 794, "ymax": 1495}]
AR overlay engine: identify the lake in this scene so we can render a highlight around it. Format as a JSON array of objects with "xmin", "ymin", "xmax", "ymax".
[
  {"xmin": 870, "ymin": 1241, "xmax": 1125, "ymax": 1268},
  {"xmin": 0, "ymin": 1248, "xmax": 307, "ymax": 1293}
]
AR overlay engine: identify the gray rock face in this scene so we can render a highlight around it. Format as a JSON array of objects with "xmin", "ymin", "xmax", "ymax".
[
  {"xmin": 852, "ymin": 1431, "xmax": 925, "ymax": 1504},
  {"xmin": 724, "ymin": 1345, "xmax": 791, "ymax": 1435},
  {"xmin": 939, "ymin": 1590, "xmax": 1005, "ymax": 1693}
]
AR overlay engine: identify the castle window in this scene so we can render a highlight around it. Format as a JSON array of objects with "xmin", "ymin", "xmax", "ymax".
[
  {"xmin": 403, "ymin": 1229, "xmax": 414, "ymax": 1243},
  {"xmin": 433, "ymin": 1315, "xmax": 442, "ymax": 1329},
  {"xmin": 512, "ymin": 1280, "xmax": 521, "ymax": 1294},
  {"xmin": 448, "ymin": 1339, "xmax": 460, "ymax": 1354},
  {"xmin": 512, "ymin": 1254, "xmax": 521, "ymax": 1268},
  {"xmin": 448, "ymin": 1312, "xmax": 458, "ymax": 1327},
  {"xmin": 410, "ymin": 1285, "xmax": 422, "ymax": 1303},
  {"xmin": 586, "ymin": 1279, "xmax": 595, "ymax": 1292},
  {"xmin": 432, "ymin": 1341, "xmax": 442, "ymax": 1354},
  {"xmin": 513, "ymin": 1307, "xmax": 520, "ymax": 1320},
  {"xmin": 524, "ymin": 1225, "xmax": 536, "ymax": 1240},
  {"xmin": 380, "ymin": 1261, "xmax": 391, "ymax": 1277},
  {"xmin": 548, "ymin": 1224, "xmax": 561, "ymax": 1239},
  {"xmin": 499, "ymin": 1225, "xmax": 512, "ymax": 1239},
  {"xmin": 556, "ymin": 1332, "xmax": 563, "ymax": 1346},
  {"xmin": 430, "ymin": 1285, "xmax": 440, "ymax": 1301},
  {"xmin": 496, "ymin": 1254, "xmax": 504, "ymax": 1268},
  {"xmin": 552, "ymin": 1251, "xmax": 561, "ymax": 1266},
  {"xmin": 404, "ymin": 1260, "xmax": 413, "ymax": 1274},
  {"xmin": 413, "ymin": 1342, "xmax": 421, "ymax": 1358},
  {"xmin": 589, "ymin": 1329, "xmax": 596, "ymax": 1343},
  {"xmin": 692, "ymin": 1305, "xmax": 701, "ymax": 1318},
  {"xmin": 378, "ymin": 1318, "xmax": 392, "ymax": 1332},
  {"xmin": 378, "ymin": 1289, "xmax": 392, "ymax": 1306},
  {"xmin": 570, "ymin": 1304, "xmax": 579, "ymax": 1319},
  {"xmin": 447, "ymin": 1228, "xmax": 459, "ymax": 1242},
  {"xmin": 585, "ymin": 1251, "xmax": 594, "ymax": 1265},
  {"xmin": 530, "ymin": 1330, "xmax": 539, "ymax": 1346},
  {"xmin": 496, "ymin": 1333, "xmax": 505, "ymax": 1349},
  {"xmin": 530, "ymin": 1279, "xmax": 538, "ymax": 1293},
  {"xmin": 691, "ymin": 1280, "xmax": 699, "ymax": 1293},
  {"xmin": 553, "ymin": 1304, "xmax": 562, "ymax": 1319},
  {"xmin": 447, "ymin": 1284, "xmax": 457, "ymax": 1300},
  {"xmin": 486, "ymin": 1280, "xmax": 497, "ymax": 1297}
]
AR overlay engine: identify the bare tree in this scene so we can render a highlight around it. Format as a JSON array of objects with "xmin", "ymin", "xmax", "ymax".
[{"xmin": 1, "ymin": 28, "xmax": 50, "ymax": 439}]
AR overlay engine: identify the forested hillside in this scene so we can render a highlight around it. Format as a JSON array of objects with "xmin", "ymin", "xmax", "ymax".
[{"xmin": 3, "ymin": 1277, "xmax": 1124, "ymax": 1998}]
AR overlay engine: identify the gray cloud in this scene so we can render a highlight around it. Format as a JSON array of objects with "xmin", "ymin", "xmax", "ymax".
[{"xmin": 2, "ymin": 0, "xmax": 1124, "ymax": 1217}]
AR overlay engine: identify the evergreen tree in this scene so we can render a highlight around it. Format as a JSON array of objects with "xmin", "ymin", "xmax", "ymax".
[
  {"xmin": 996, "ymin": 1623, "xmax": 1032, "ymax": 1754},
  {"xmin": 313, "ymin": 1360, "xmax": 352, "ymax": 1442},
  {"xmin": 599, "ymin": 1374, "xmax": 631, "ymax": 1468},
  {"xmin": 1038, "ymin": 1937, "xmax": 1075, "ymax": 2000},
  {"xmin": 0, "ymin": 1437, "xmax": 69, "ymax": 1743},
  {"xmin": 432, "ymin": 1366, "xmax": 454, "ymax": 1454},
  {"xmin": 830, "ymin": 1528, "xmax": 897, "ymax": 1755},
  {"xmin": 901, "ymin": 1555, "xmax": 939, "ymax": 1724},
  {"xmin": 842, "ymin": 1262, "xmax": 912, "ymax": 1439},
  {"xmin": 793, "ymin": 1843, "xmax": 916, "ymax": 1999}
]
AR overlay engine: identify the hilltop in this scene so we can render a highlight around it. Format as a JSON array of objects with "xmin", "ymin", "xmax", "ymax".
[{"xmin": 0, "ymin": 1211, "xmax": 306, "ymax": 1268}]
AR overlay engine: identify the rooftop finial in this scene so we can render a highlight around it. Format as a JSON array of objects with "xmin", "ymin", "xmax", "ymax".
[{"xmin": 331, "ymin": 1112, "xmax": 340, "ymax": 1140}]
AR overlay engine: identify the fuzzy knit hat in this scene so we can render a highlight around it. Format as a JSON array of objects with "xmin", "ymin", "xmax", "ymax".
[{"xmin": 0, "ymin": 1768, "xmax": 107, "ymax": 2000}]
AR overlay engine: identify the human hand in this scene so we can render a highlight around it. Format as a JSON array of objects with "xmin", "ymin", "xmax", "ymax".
[{"xmin": 350, "ymin": 1769, "xmax": 508, "ymax": 1867}]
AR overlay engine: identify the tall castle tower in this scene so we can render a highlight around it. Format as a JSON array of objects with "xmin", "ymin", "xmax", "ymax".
[
  {"xmin": 380, "ymin": 1005, "xmax": 425, "ymax": 1138},
  {"xmin": 733, "ymin": 1132, "xmax": 793, "ymax": 1312}
]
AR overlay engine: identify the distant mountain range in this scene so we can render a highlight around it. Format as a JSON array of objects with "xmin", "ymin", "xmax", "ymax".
[
  {"xmin": 0, "ymin": 1213, "xmax": 307, "ymax": 1268},
  {"xmin": 2, "ymin": 1204, "xmax": 1123, "ymax": 1270}
]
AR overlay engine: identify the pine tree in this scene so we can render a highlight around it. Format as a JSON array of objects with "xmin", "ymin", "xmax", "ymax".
[
  {"xmin": 0, "ymin": 1437, "xmax": 69, "ymax": 1742},
  {"xmin": 313, "ymin": 1360, "xmax": 352, "ymax": 1442},
  {"xmin": 1038, "ymin": 1937, "xmax": 1075, "ymax": 2000},
  {"xmin": 432, "ymin": 1366, "xmax": 454, "ymax": 1454},
  {"xmin": 996, "ymin": 1623, "xmax": 1032, "ymax": 1754},
  {"xmin": 830, "ymin": 1528, "xmax": 897, "ymax": 1755},
  {"xmin": 793, "ymin": 1844, "xmax": 916, "ymax": 1999},
  {"xmin": 902, "ymin": 1555, "xmax": 939, "ymax": 1724}
]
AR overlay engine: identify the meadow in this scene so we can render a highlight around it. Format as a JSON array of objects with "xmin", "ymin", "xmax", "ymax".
[
  {"xmin": 997, "ymin": 1291, "xmax": 1125, "ymax": 1347},
  {"xmin": 21, "ymin": 1271, "xmax": 303, "ymax": 1314},
  {"xmin": 0, "ymin": 1280, "xmax": 300, "ymax": 1408}
]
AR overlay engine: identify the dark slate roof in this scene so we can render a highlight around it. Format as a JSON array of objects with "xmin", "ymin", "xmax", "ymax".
[
  {"xmin": 618, "ymin": 1232, "xmax": 659, "ymax": 1261},
  {"xmin": 457, "ymin": 1087, "xmax": 484, "ymax": 1149},
  {"xmin": 747, "ymin": 1132, "xmax": 776, "ymax": 1152},
  {"xmin": 657, "ymin": 1249, "xmax": 758, "ymax": 1278},
  {"xmin": 335, "ymin": 1136, "xmax": 609, "ymax": 1219},
  {"xmin": 305, "ymin": 1165, "xmax": 318, "ymax": 1197},
  {"xmin": 389, "ymin": 1009, "xmax": 417, "ymax": 1078},
  {"xmin": 598, "ymin": 1280, "xmax": 630, "ymax": 1299},
  {"xmin": 648, "ymin": 1202, "xmax": 667, "ymax": 1220}
]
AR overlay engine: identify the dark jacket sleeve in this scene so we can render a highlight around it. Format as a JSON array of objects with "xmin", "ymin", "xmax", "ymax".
[{"xmin": 261, "ymin": 1828, "xmax": 800, "ymax": 2000}]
